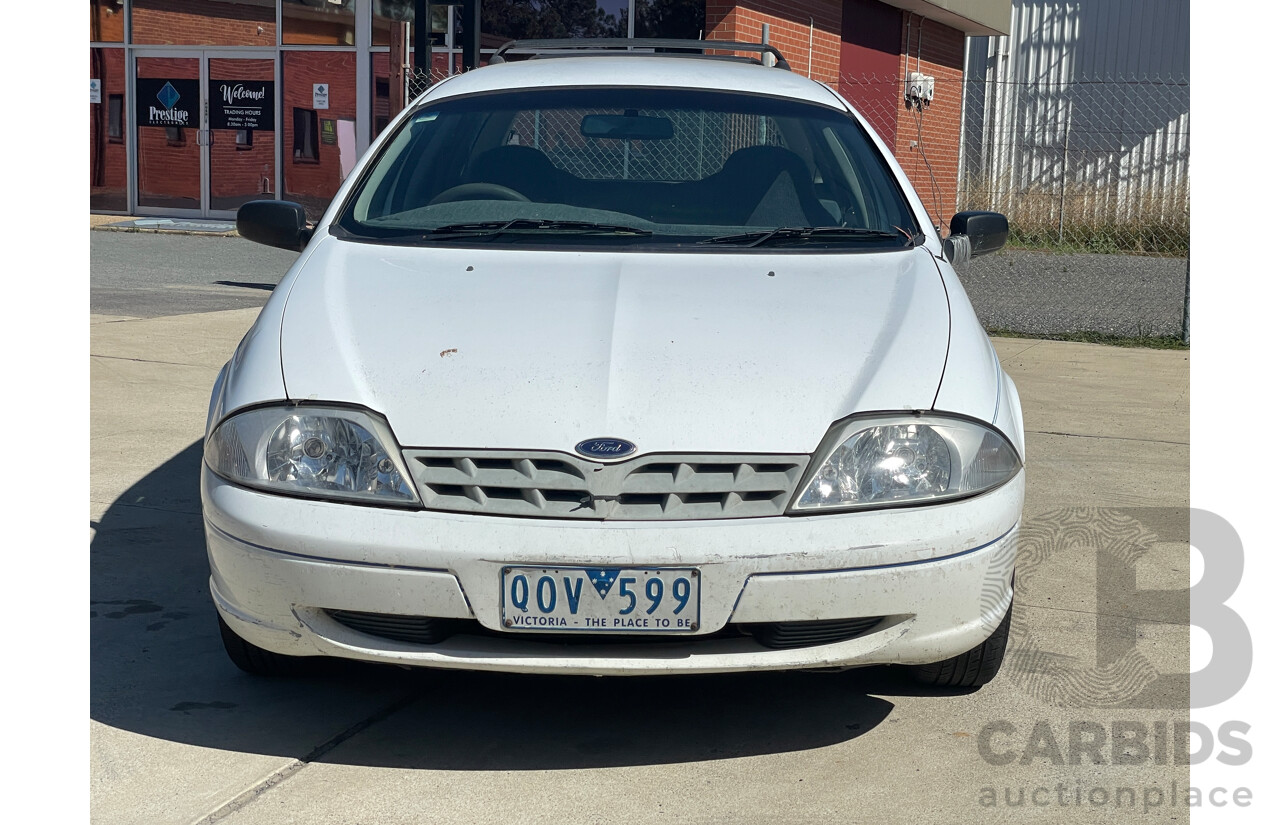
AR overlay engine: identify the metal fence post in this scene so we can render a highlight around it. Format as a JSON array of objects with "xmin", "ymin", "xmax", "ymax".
[
  {"xmin": 462, "ymin": 0, "xmax": 479, "ymax": 71},
  {"xmin": 414, "ymin": 1, "xmax": 430, "ymax": 74},
  {"xmin": 1058, "ymin": 95, "xmax": 1072, "ymax": 245},
  {"xmin": 1182, "ymin": 255, "xmax": 1191, "ymax": 345}
]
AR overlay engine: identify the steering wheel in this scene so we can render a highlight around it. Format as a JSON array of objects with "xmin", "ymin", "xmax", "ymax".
[{"xmin": 428, "ymin": 183, "xmax": 530, "ymax": 205}]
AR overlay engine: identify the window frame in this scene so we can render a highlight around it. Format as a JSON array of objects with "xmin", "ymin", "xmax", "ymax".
[
  {"xmin": 292, "ymin": 106, "xmax": 320, "ymax": 163},
  {"xmin": 108, "ymin": 93, "xmax": 124, "ymax": 143}
]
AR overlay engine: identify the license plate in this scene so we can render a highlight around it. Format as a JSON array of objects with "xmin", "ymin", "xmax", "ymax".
[{"xmin": 500, "ymin": 566, "xmax": 701, "ymax": 633}]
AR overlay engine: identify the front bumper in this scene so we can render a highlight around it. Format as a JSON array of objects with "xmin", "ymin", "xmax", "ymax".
[{"xmin": 203, "ymin": 466, "xmax": 1023, "ymax": 675}]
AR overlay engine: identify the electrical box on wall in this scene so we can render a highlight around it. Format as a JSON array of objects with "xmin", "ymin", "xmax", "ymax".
[{"xmin": 905, "ymin": 71, "xmax": 935, "ymax": 108}]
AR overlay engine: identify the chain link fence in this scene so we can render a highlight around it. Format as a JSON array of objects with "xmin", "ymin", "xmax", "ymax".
[
  {"xmin": 507, "ymin": 108, "xmax": 786, "ymax": 181},
  {"xmin": 411, "ymin": 70, "xmax": 787, "ymax": 181},
  {"xmin": 961, "ymin": 77, "xmax": 1189, "ymax": 256},
  {"xmin": 842, "ymin": 72, "xmax": 1190, "ymax": 342},
  {"xmin": 406, "ymin": 65, "xmax": 452, "ymax": 101}
]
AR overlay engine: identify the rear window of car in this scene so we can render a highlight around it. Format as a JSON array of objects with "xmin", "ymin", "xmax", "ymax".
[{"xmin": 336, "ymin": 86, "xmax": 921, "ymax": 251}]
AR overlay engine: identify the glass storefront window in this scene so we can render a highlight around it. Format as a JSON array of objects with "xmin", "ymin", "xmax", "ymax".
[
  {"xmin": 635, "ymin": 0, "xmax": 706, "ymax": 39},
  {"xmin": 481, "ymin": 0, "xmax": 628, "ymax": 41},
  {"xmin": 284, "ymin": 0, "xmax": 357, "ymax": 46},
  {"xmin": 131, "ymin": 0, "xmax": 276, "ymax": 46},
  {"xmin": 89, "ymin": 0, "xmax": 125, "ymax": 42},
  {"xmin": 90, "ymin": 48, "xmax": 128, "ymax": 211},
  {"xmin": 373, "ymin": 0, "xmax": 412, "ymax": 47},
  {"xmin": 283, "ymin": 51, "xmax": 358, "ymax": 218},
  {"xmin": 372, "ymin": 1, "xmax": 453, "ymax": 47},
  {"xmin": 88, "ymin": 1, "xmax": 717, "ymax": 216}
]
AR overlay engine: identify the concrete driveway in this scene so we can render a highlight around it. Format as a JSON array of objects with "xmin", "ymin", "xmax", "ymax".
[{"xmin": 91, "ymin": 308, "xmax": 1190, "ymax": 824}]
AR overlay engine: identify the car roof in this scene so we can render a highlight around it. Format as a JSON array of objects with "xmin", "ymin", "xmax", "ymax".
[{"xmin": 418, "ymin": 55, "xmax": 848, "ymax": 111}]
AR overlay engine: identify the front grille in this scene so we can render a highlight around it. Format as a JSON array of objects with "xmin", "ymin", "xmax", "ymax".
[
  {"xmin": 402, "ymin": 450, "xmax": 809, "ymax": 520},
  {"xmin": 323, "ymin": 611, "xmax": 884, "ymax": 651},
  {"xmin": 743, "ymin": 617, "xmax": 885, "ymax": 649},
  {"xmin": 325, "ymin": 610, "xmax": 460, "ymax": 645}
]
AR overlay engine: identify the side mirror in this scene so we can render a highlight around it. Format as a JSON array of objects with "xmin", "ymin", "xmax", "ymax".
[
  {"xmin": 236, "ymin": 200, "xmax": 313, "ymax": 252},
  {"xmin": 943, "ymin": 211, "xmax": 1008, "ymax": 265}
]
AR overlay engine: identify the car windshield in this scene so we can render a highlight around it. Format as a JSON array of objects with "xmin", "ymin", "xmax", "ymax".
[{"xmin": 337, "ymin": 86, "xmax": 921, "ymax": 250}]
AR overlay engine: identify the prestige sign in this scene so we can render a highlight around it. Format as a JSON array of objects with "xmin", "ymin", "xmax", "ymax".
[
  {"xmin": 211, "ymin": 79, "xmax": 275, "ymax": 131},
  {"xmin": 135, "ymin": 78, "xmax": 199, "ymax": 128}
]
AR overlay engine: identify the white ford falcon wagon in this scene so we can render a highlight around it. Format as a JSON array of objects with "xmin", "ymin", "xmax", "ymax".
[{"xmin": 204, "ymin": 38, "xmax": 1024, "ymax": 689}]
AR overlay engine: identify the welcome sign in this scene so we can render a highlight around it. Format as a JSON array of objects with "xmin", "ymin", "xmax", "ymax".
[
  {"xmin": 135, "ymin": 78, "xmax": 199, "ymax": 128},
  {"xmin": 211, "ymin": 80, "xmax": 275, "ymax": 131}
]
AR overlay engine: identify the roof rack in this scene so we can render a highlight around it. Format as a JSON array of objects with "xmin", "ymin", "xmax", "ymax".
[{"xmin": 489, "ymin": 38, "xmax": 792, "ymax": 71}]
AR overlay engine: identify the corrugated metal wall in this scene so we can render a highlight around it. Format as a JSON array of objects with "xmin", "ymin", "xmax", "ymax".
[{"xmin": 960, "ymin": 0, "xmax": 1189, "ymax": 229}]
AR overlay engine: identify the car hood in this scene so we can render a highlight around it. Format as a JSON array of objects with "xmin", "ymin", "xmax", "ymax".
[{"xmin": 278, "ymin": 236, "xmax": 950, "ymax": 455}]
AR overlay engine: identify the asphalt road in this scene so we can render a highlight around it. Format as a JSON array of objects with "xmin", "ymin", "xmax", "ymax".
[
  {"xmin": 90, "ymin": 232, "xmax": 299, "ymax": 318},
  {"xmin": 91, "ymin": 230, "xmax": 1190, "ymax": 337},
  {"xmin": 958, "ymin": 249, "xmax": 1189, "ymax": 338}
]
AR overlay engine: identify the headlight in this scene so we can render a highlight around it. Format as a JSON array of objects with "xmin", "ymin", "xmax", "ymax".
[
  {"xmin": 790, "ymin": 414, "xmax": 1020, "ymax": 512},
  {"xmin": 205, "ymin": 405, "xmax": 419, "ymax": 506}
]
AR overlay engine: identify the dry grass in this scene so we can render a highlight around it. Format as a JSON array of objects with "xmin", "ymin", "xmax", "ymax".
[{"xmin": 960, "ymin": 173, "xmax": 1189, "ymax": 256}]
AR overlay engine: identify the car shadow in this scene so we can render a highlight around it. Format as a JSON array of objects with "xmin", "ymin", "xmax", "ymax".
[
  {"xmin": 212, "ymin": 280, "xmax": 276, "ymax": 291},
  {"xmin": 91, "ymin": 441, "xmax": 962, "ymax": 770}
]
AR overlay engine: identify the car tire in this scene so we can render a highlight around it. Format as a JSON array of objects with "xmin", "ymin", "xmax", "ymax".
[
  {"xmin": 908, "ymin": 591, "xmax": 1013, "ymax": 689},
  {"xmin": 218, "ymin": 613, "xmax": 306, "ymax": 677}
]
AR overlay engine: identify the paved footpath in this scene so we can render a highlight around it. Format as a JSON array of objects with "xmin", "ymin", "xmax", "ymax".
[{"xmin": 91, "ymin": 306, "xmax": 1190, "ymax": 825}]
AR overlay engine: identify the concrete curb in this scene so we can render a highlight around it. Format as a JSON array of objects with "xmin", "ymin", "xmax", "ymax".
[{"xmin": 92, "ymin": 224, "xmax": 240, "ymax": 237}]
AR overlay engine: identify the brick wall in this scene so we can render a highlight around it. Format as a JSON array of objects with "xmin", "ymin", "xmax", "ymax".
[
  {"xmin": 705, "ymin": 1, "xmax": 842, "ymax": 84},
  {"xmin": 282, "ymin": 51, "xmax": 358, "ymax": 219},
  {"xmin": 282, "ymin": 4, "xmax": 357, "ymax": 46},
  {"xmin": 891, "ymin": 14, "xmax": 965, "ymax": 229},
  {"xmin": 131, "ymin": 0, "xmax": 276, "ymax": 46},
  {"xmin": 90, "ymin": 0, "xmax": 125, "ymax": 42},
  {"xmin": 90, "ymin": 48, "xmax": 128, "ymax": 211},
  {"xmin": 837, "ymin": 0, "xmax": 900, "ymax": 144}
]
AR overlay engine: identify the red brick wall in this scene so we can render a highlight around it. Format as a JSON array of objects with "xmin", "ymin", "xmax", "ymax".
[
  {"xmin": 90, "ymin": 48, "xmax": 128, "ymax": 211},
  {"xmin": 283, "ymin": 51, "xmax": 358, "ymax": 219},
  {"xmin": 131, "ymin": 0, "xmax": 276, "ymax": 46},
  {"xmin": 282, "ymin": 4, "xmax": 357, "ymax": 45},
  {"xmin": 705, "ymin": 1, "xmax": 842, "ymax": 84},
  {"xmin": 837, "ymin": 0, "xmax": 900, "ymax": 144},
  {"xmin": 210, "ymin": 133, "xmax": 277, "ymax": 206},
  {"xmin": 90, "ymin": 0, "xmax": 125, "ymax": 42},
  {"xmin": 892, "ymin": 14, "xmax": 965, "ymax": 230}
]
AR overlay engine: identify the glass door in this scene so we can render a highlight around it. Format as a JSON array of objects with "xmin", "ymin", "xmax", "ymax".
[
  {"xmin": 135, "ymin": 54, "xmax": 203, "ymax": 214},
  {"xmin": 134, "ymin": 51, "xmax": 277, "ymax": 217},
  {"xmin": 206, "ymin": 54, "xmax": 277, "ymax": 217}
]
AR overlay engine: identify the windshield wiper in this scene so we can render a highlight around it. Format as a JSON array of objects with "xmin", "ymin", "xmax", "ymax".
[
  {"xmin": 697, "ymin": 226, "xmax": 912, "ymax": 247},
  {"xmin": 424, "ymin": 218, "xmax": 652, "ymax": 240}
]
